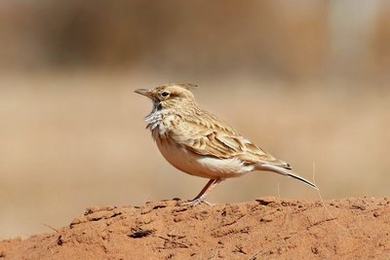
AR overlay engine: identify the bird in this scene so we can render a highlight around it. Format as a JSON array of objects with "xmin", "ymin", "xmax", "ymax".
[{"xmin": 134, "ymin": 83, "xmax": 318, "ymax": 206}]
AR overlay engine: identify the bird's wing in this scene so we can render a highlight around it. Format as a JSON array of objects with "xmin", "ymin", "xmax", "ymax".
[{"xmin": 167, "ymin": 111, "xmax": 285, "ymax": 166}]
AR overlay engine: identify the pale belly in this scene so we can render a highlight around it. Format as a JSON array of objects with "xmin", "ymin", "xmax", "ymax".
[{"xmin": 155, "ymin": 137, "xmax": 255, "ymax": 179}]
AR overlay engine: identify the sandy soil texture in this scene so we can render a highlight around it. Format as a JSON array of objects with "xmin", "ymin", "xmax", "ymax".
[{"xmin": 0, "ymin": 197, "xmax": 389, "ymax": 259}]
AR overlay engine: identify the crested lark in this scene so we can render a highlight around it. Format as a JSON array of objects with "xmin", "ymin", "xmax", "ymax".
[{"xmin": 135, "ymin": 83, "xmax": 317, "ymax": 206}]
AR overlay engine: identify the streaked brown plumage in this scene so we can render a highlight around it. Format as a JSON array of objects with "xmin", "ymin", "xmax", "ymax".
[{"xmin": 135, "ymin": 83, "xmax": 317, "ymax": 206}]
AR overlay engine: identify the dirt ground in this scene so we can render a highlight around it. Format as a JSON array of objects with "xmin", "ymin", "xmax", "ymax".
[{"xmin": 0, "ymin": 197, "xmax": 389, "ymax": 259}]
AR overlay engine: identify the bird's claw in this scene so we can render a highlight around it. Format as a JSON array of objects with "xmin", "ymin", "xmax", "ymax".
[{"xmin": 180, "ymin": 198, "xmax": 214, "ymax": 207}]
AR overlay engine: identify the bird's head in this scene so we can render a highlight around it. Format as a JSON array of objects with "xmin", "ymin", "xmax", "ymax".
[{"xmin": 134, "ymin": 83, "xmax": 198, "ymax": 109}]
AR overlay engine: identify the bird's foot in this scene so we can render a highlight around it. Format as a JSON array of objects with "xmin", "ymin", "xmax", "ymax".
[{"xmin": 180, "ymin": 198, "xmax": 214, "ymax": 207}]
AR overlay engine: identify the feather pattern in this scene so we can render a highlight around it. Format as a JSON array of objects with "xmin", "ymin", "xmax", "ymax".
[{"xmin": 151, "ymin": 107, "xmax": 288, "ymax": 168}]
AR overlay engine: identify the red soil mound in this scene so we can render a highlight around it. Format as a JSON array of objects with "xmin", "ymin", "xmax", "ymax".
[{"xmin": 0, "ymin": 197, "xmax": 389, "ymax": 259}]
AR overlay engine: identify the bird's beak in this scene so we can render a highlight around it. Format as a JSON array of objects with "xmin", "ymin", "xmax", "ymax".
[{"xmin": 134, "ymin": 88, "xmax": 151, "ymax": 98}]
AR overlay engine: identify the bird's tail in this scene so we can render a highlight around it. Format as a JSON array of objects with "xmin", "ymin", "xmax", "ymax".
[{"xmin": 258, "ymin": 163, "xmax": 318, "ymax": 190}]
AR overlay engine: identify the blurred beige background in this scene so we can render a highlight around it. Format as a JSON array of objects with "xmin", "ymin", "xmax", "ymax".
[{"xmin": 1, "ymin": 0, "xmax": 389, "ymax": 239}]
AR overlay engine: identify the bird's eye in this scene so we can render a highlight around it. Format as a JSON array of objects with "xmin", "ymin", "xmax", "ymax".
[{"xmin": 161, "ymin": 91, "xmax": 170, "ymax": 97}]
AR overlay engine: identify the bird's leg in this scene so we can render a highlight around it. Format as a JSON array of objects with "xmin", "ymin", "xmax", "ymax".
[
  {"xmin": 183, "ymin": 179, "xmax": 222, "ymax": 207},
  {"xmin": 193, "ymin": 179, "xmax": 216, "ymax": 200}
]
